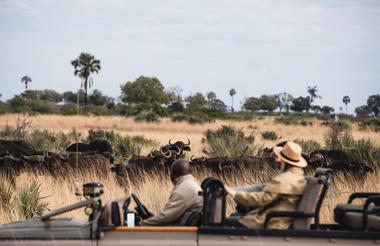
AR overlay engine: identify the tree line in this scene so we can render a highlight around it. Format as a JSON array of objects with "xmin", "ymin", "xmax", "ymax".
[{"xmin": 1, "ymin": 52, "xmax": 378, "ymax": 119}]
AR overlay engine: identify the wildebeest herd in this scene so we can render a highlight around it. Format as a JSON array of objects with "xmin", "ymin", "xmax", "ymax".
[{"xmin": 0, "ymin": 138, "xmax": 374, "ymax": 186}]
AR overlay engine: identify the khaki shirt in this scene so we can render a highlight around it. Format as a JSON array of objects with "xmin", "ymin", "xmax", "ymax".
[
  {"xmin": 141, "ymin": 174, "xmax": 203, "ymax": 226},
  {"xmin": 234, "ymin": 167, "xmax": 307, "ymax": 229}
]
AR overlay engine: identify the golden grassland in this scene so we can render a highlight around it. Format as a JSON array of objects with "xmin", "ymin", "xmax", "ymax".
[
  {"xmin": 0, "ymin": 113, "xmax": 379, "ymax": 225},
  {"xmin": 0, "ymin": 168, "xmax": 379, "ymax": 225},
  {"xmin": 1, "ymin": 113, "xmax": 379, "ymax": 156}
]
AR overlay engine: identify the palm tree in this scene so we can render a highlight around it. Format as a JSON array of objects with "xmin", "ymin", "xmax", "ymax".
[
  {"xmin": 229, "ymin": 89, "xmax": 236, "ymax": 112},
  {"xmin": 21, "ymin": 76, "xmax": 32, "ymax": 90},
  {"xmin": 307, "ymin": 85, "xmax": 321, "ymax": 112},
  {"xmin": 71, "ymin": 53, "xmax": 101, "ymax": 111},
  {"xmin": 342, "ymin": 95, "xmax": 350, "ymax": 115}
]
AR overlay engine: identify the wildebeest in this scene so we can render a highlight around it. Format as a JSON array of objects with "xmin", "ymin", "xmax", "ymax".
[
  {"xmin": 307, "ymin": 149, "xmax": 373, "ymax": 178},
  {"xmin": 190, "ymin": 156, "xmax": 234, "ymax": 173},
  {"xmin": 0, "ymin": 140, "xmax": 35, "ymax": 158},
  {"xmin": 126, "ymin": 149, "xmax": 170, "ymax": 174},
  {"xmin": 158, "ymin": 139, "xmax": 191, "ymax": 167},
  {"xmin": 161, "ymin": 139, "xmax": 191, "ymax": 157},
  {"xmin": 65, "ymin": 139, "xmax": 114, "ymax": 163}
]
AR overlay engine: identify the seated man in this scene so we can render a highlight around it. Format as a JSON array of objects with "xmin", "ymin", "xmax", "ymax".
[
  {"xmin": 225, "ymin": 142, "xmax": 307, "ymax": 229},
  {"xmin": 140, "ymin": 159, "xmax": 203, "ymax": 226}
]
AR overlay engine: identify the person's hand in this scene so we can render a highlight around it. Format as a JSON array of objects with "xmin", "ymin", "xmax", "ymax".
[{"xmin": 224, "ymin": 185, "xmax": 236, "ymax": 197}]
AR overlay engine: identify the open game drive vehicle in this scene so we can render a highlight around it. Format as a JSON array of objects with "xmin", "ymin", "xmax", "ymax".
[{"xmin": 0, "ymin": 168, "xmax": 379, "ymax": 246}]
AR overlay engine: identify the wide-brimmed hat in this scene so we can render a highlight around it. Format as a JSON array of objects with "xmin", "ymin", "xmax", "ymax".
[{"xmin": 273, "ymin": 142, "xmax": 307, "ymax": 168}]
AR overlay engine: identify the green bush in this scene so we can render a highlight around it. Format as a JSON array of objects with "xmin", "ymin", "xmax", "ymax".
[
  {"xmin": 261, "ymin": 131, "xmax": 278, "ymax": 140},
  {"xmin": 300, "ymin": 120, "xmax": 313, "ymax": 126},
  {"xmin": 294, "ymin": 139, "xmax": 321, "ymax": 153},
  {"xmin": 275, "ymin": 116, "xmax": 298, "ymax": 125},
  {"xmin": 358, "ymin": 117, "xmax": 380, "ymax": 132},
  {"xmin": 171, "ymin": 114, "xmax": 189, "ymax": 122},
  {"xmin": 343, "ymin": 138, "xmax": 380, "ymax": 169},
  {"xmin": 132, "ymin": 135, "xmax": 157, "ymax": 146},
  {"xmin": 85, "ymin": 104, "xmax": 111, "ymax": 116},
  {"xmin": 190, "ymin": 107, "xmax": 226, "ymax": 119},
  {"xmin": 116, "ymin": 136, "xmax": 142, "ymax": 161},
  {"xmin": 27, "ymin": 100, "xmax": 58, "ymax": 114},
  {"xmin": 188, "ymin": 112, "xmax": 215, "ymax": 124},
  {"xmin": 202, "ymin": 125, "xmax": 257, "ymax": 157},
  {"xmin": 88, "ymin": 128, "xmax": 120, "ymax": 143},
  {"xmin": 87, "ymin": 128, "xmax": 153, "ymax": 162},
  {"xmin": 16, "ymin": 181, "xmax": 49, "ymax": 219},
  {"xmin": 29, "ymin": 129, "xmax": 75, "ymax": 151},
  {"xmin": 134, "ymin": 110, "xmax": 160, "ymax": 122},
  {"xmin": 59, "ymin": 103, "xmax": 78, "ymax": 115},
  {"xmin": 324, "ymin": 121, "xmax": 350, "ymax": 150}
]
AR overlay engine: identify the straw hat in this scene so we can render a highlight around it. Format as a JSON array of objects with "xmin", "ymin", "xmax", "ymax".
[{"xmin": 273, "ymin": 141, "xmax": 307, "ymax": 168}]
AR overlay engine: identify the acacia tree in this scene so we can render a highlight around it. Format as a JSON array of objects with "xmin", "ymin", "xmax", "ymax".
[
  {"xmin": 229, "ymin": 89, "xmax": 236, "ymax": 112},
  {"xmin": 21, "ymin": 76, "xmax": 32, "ymax": 90},
  {"xmin": 185, "ymin": 93, "xmax": 207, "ymax": 109},
  {"xmin": 243, "ymin": 97, "xmax": 260, "ymax": 112},
  {"xmin": 71, "ymin": 53, "xmax": 101, "ymax": 111},
  {"xmin": 275, "ymin": 92, "xmax": 293, "ymax": 112},
  {"xmin": 120, "ymin": 76, "xmax": 167, "ymax": 104},
  {"xmin": 342, "ymin": 96, "xmax": 350, "ymax": 114}
]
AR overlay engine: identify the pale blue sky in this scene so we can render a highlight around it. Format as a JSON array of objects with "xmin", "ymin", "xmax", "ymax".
[{"xmin": 0, "ymin": 0, "xmax": 379, "ymax": 113}]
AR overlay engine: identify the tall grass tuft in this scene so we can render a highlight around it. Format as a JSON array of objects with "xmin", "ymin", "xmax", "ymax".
[
  {"xmin": 16, "ymin": 181, "xmax": 50, "ymax": 219},
  {"xmin": 294, "ymin": 139, "xmax": 321, "ymax": 153},
  {"xmin": 324, "ymin": 121, "xmax": 350, "ymax": 150},
  {"xmin": 344, "ymin": 138, "xmax": 380, "ymax": 169},
  {"xmin": 202, "ymin": 125, "xmax": 257, "ymax": 157},
  {"xmin": 0, "ymin": 184, "xmax": 14, "ymax": 209},
  {"xmin": 261, "ymin": 131, "xmax": 278, "ymax": 140}
]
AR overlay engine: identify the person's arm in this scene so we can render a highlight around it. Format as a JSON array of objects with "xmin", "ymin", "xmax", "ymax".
[
  {"xmin": 140, "ymin": 191, "xmax": 189, "ymax": 226},
  {"xmin": 234, "ymin": 190, "xmax": 280, "ymax": 207}
]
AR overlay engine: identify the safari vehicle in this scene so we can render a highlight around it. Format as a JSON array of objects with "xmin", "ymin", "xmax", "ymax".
[{"xmin": 0, "ymin": 168, "xmax": 379, "ymax": 246}]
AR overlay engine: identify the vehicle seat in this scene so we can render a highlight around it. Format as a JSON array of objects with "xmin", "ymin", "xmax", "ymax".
[
  {"xmin": 99, "ymin": 196, "xmax": 130, "ymax": 226},
  {"xmin": 200, "ymin": 177, "xmax": 226, "ymax": 226},
  {"xmin": 264, "ymin": 168, "xmax": 333, "ymax": 229},
  {"xmin": 334, "ymin": 193, "xmax": 380, "ymax": 231}
]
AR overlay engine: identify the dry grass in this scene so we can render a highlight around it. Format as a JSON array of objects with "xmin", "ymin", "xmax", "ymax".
[
  {"xmin": 0, "ymin": 167, "xmax": 379, "ymax": 225},
  {"xmin": 1, "ymin": 114, "xmax": 379, "ymax": 156},
  {"xmin": 0, "ymin": 114, "xmax": 379, "ymax": 226}
]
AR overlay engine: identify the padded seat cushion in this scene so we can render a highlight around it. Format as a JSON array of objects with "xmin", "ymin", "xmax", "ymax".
[
  {"xmin": 334, "ymin": 203, "xmax": 380, "ymax": 224},
  {"xmin": 343, "ymin": 212, "xmax": 380, "ymax": 231},
  {"xmin": 292, "ymin": 177, "xmax": 321, "ymax": 229}
]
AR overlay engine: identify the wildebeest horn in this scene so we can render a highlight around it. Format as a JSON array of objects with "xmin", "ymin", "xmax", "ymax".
[
  {"xmin": 169, "ymin": 138, "xmax": 173, "ymax": 145},
  {"xmin": 186, "ymin": 138, "xmax": 190, "ymax": 145},
  {"xmin": 58, "ymin": 151, "xmax": 69, "ymax": 159},
  {"xmin": 23, "ymin": 155, "xmax": 45, "ymax": 162},
  {"xmin": 190, "ymin": 155, "xmax": 195, "ymax": 161},
  {"xmin": 149, "ymin": 149, "xmax": 156, "ymax": 158},
  {"xmin": 202, "ymin": 156, "xmax": 206, "ymax": 161},
  {"xmin": 218, "ymin": 162, "xmax": 222, "ymax": 171},
  {"xmin": 175, "ymin": 145, "xmax": 181, "ymax": 156},
  {"xmin": 5, "ymin": 155, "xmax": 22, "ymax": 161},
  {"xmin": 164, "ymin": 150, "xmax": 172, "ymax": 158}
]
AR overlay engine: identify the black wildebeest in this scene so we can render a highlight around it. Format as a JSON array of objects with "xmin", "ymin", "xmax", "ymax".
[
  {"xmin": 126, "ymin": 149, "xmax": 170, "ymax": 174},
  {"xmin": 307, "ymin": 149, "xmax": 373, "ymax": 178},
  {"xmin": 65, "ymin": 139, "xmax": 114, "ymax": 163}
]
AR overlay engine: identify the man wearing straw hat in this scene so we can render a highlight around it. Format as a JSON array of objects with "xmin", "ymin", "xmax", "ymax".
[{"xmin": 224, "ymin": 141, "xmax": 308, "ymax": 229}]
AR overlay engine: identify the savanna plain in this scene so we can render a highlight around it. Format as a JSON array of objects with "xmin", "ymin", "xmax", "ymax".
[{"xmin": 0, "ymin": 114, "xmax": 379, "ymax": 225}]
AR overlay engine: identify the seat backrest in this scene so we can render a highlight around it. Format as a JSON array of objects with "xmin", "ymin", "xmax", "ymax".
[
  {"xmin": 99, "ymin": 196, "xmax": 130, "ymax": 226},
  {"xmin": 293, "ymin": 168, "xmax": 332, "ymax": 230},
  {"xmin": 292, "ymin": 176, "xmax": 322, "ymax": 229},
  {"xmin": 201, "ymin": 177, "xmax": 226, "ymax": 226}
]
